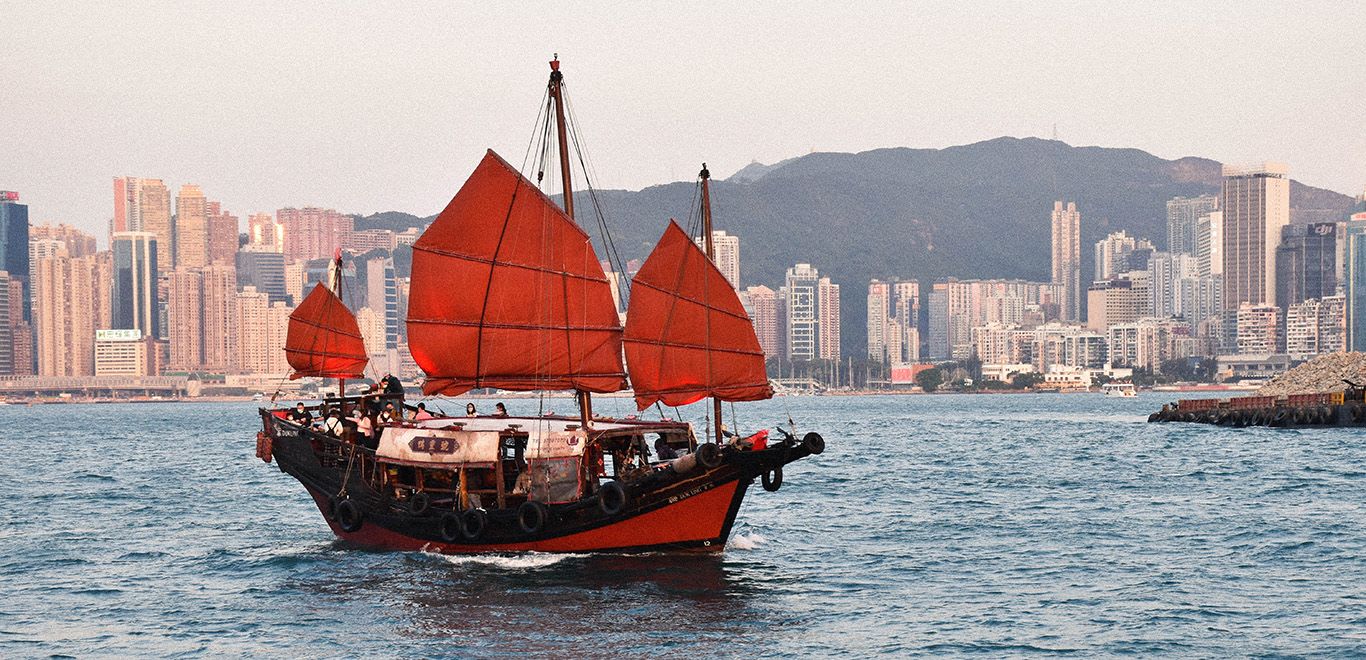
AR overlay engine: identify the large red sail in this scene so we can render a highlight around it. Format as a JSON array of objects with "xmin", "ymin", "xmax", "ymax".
[
  {"xmin": 285, "ymin": 283, "xmax": 368, "ymax": 380},
  {"xmin": 407, "ymin": 150, "xmax": 626, "ymax": 396},
  {"xmin": 624, "ymin": 221, "xmax": 772, "ymax": 409}
]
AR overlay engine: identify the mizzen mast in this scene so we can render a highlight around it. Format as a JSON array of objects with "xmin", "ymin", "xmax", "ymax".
[
  {"xmin": 548, "ymin": 55, "xmax": 594, "ymax": 429},
  {"xmin": 699, "ymin": 164, "xmax": 725, "ymax": 443}
]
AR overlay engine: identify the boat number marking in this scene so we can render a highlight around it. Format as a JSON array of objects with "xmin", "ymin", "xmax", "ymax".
[
  {"xmin": 275, "ymin": 427, "xmax": 298, "ymax": 438},
  {"xmin": 410, "ymin": 436, "xmax": 460, "ymax": 454},
  {"xmin": 667, "ymin": 482, "xmax": 714, "ymax": 505}
]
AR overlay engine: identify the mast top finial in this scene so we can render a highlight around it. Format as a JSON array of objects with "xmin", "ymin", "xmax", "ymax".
[
  {"xmin": 550, "ymin": 55, "xmax": 560, "ymax": 71},
  {"xmin": 699, "ymin": 163, "xmax": 710, "ymax": 180}
]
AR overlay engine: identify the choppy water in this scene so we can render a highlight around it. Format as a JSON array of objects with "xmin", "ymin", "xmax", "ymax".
[{"xmin": 2, "ymin": 393, "xmax": 1364, "ymax": 657}]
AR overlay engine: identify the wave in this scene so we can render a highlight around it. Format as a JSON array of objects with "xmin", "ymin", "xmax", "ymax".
[
  {"xmin": 423, "ymin": 550, "xmax": 585, "ymax": 570},
  {"xmin": 728, "ymin": 532, "xmax": 769, "ymax": 551}
]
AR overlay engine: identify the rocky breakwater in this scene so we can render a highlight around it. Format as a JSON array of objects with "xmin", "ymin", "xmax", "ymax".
[{"xmin": 1257, "ymin": 352, "xmax": 1366, "ymax": 397}]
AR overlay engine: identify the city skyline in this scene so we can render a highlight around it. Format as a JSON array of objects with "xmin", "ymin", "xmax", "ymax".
[{"xmin": 4, "ymin": 3, "xmax": 1365, "ymax": 238}]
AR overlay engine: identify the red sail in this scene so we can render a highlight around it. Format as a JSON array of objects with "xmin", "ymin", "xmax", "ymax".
[
  {"xmin": 407, "ymin": 150, "xmax": 627, "ymax": 396},
  {"xmin": 285, "ymin": 283, "xmax": 368, "ymax": 380},
  {"xmin": 624, "ymin": 221, "xmax": 772, "ymax": 409}
]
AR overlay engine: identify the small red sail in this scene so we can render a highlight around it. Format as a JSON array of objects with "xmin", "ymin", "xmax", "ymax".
[
  {"xmin": 407, "ymin": 150, "xmax": 627, "ymax": 396},
  {"xmin": 624, "ymin": 221, "xmax": 772, "ymax": 409},
  {"xmin": 285, "ymin": 283, "xmax": 368, "ymax": 380}
]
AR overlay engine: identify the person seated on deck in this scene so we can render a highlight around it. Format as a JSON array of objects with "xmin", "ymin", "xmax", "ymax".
[
  {"xmin": 287, "ymin": 402, "xmax": 313, "ymax": 426},
  {"xmin": 413, "ymin": 402, "xmax": 435, "ymax": 421},
  {"xmin": 654, "ymin": 436, "xmax": 679, "ymax": 461},
  {"xmin": 323, "ymin": 409, "xmax": 344, "ymax": 437},
  {"xmin": 466, "ymin": 403, "xmax": 477, "ymax": 417},
  {"xmin": 379, "ymin": 402, "xmax": 399, "ymax": 425},
  {"xmin": 494, "ymin": 402, "xmax": 508, "ymax": 417},
  {"xmin": 352, "ymin": 409, "xmax": 376, "ymax": 450}
]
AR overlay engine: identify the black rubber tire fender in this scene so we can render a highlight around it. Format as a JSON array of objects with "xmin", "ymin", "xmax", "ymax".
[
  {"xmin": 695, "ymin": 442, "xmax": 722, "ymax": 469},
  {"xmin": 439, "ymin": 512, "xmax": 462, "ymax": 543},
  {"xmin": 802, "ymin": 432, "xmax": 825, "ymax": 455},
  {"xmin": 333, "ymin": 497, "xmax": 364, "ymax": 533},
  {"xmin": 517, "ymin": 501, "xmax": 550, "ymax": 535},
  {"xmin": 761, "ymin": 465, "xmax": 783, "ymax": 492},
  {"xmin": 409, "ymin": 491, "xmax": 430, "ymax": 516},
  {"xmin": 598, "ymin": 480, "xmax": 627, "ymax": 516},
  {"xmin": 460, "ymin": 508, "xmax": 487, "ymax": 541},
  {"xmin": 1320, "ymin": 406, "xmax": 1334, "ymax": 424}
]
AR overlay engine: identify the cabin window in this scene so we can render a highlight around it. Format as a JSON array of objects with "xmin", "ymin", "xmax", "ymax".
[{"xmin": 528, "ymin": 456, "xmax": 581, "ymax": 504}]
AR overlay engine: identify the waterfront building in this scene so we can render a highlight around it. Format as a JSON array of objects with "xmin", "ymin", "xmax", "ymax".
[
  {"xmin": 165, "ymin": 268, "xmax": 203, "ymax": 371},
  {"xmin": 1051, "ymin": 201, "xmax": 1081, "ymax": 321},
  {"xmin": 111, "ymin": 232, "xmax": 160, "ymax": 339},
  {"xmin": 1167, "ymin": 195, "xmax": 1219, "ymax": 257},
  {"xmin": 925, "ymin": 289, "xmax": 949, "ymax": 361},
  {"xmin": 206, "ymin": 202, "xmax": 240, "ymax": 265},
  {"xmin": 94, "ymin": 329, "xmax": 154, "ymax": 376},
  {"xmin": 742, "ymin": 285, "xmax": 781, "ymax": 358},
  {"xmin": 1106, "ymin": 318, "xmax": 1194, "ymax": 370},
  {"xmin": 175, "ymin": 184, "xmax": 208, "ymax": 267},
  {"xmin": 1086, "ymin": 275, "xmax": 1148, "ymax": 331},
  {"xmin": 784, "ymin": 264, "xmax": 819, "ymax": 361},
  {"xmin": 695, "ymin": 230, "xmax": 740, "ymax": 289},
  {"xmin": 1275, "ymin": 222, "xmax": 1339, "ymax": 317},
  {"xmin": 1235, "ymin": 303, "xmax": 1280, "ymax": 355},
  {"xmin": 817, "ymin": 276, "xmax": 840, "ymax": 361},
  {"xmin": 0, "ymin": 191, "xmax": 29, "ymax": 321},
  {"xmin": 201, "ymin": 264, "xmax": 237, "ymax": 372},
  {"xmin": 7, "ymin": 277, "xmax": 32, "ymax": 375},
  {"xmin": 34, "ymin": 253, "xmax": 99, "ymax": 376},
  {"xmin": 279, "ymin": 207, "xmax": 353, "ymax": 263},
  {"xmin": 1221, "ymin": 163, "xmax": 1290, "ymax": 310}
]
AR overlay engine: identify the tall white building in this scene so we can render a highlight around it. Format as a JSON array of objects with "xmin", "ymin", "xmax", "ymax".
[
  {"xmin": 1167, "ymin": 195, "xmax": 1219, "ymax": 257},
  {"xmin": 696, "ymin": 230, "xmax": 740, "ymax": 289},
  {"xmin": 1222, "ymin": 163, "xmax": 1290, "ymax": 310},
  {"xmin": 784, "ymin": 264, "xmax": 819, "ymax": 361},
  {"xmin": 817, "ymin": 277, "xmax": 840, "ymax": 361},
  {"xmin": 1094, "ymin": 231, "xmax": 1139, "ymax": 282},
  {"xmin": 1051, "ymin": 201, "xmax": 1081, "ymax": 321},
  {"xmin": 866, "ymin": 279, "xmax": 890, "ymax": 361}
]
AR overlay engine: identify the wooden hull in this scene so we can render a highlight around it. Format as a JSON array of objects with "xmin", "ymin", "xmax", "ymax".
[{"xmin": 262, "ymin": 415, "xmax": 817, "ymax": 554}]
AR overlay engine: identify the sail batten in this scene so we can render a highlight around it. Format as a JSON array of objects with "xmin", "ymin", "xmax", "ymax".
[
  {"xmin": 624, "ymin": 221, "xmax": 773, "ymax": 409},
  {"xmin": 284, "ymin": 283, "xmax": 368, "ymax": 380},
  {"xmin": 407, "ymin": 150, "xmax": 626, "ymax": 397}
]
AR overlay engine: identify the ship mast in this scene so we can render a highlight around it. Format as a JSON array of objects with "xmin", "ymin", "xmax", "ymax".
[
  {"xmin": 329, "ymin": 249, "xmax": 345, "ymax": 399},
  {"xmin": 548, "ymin": 55, "xmax": 593, "ymax": 429},
  {"xmin": 700, "ymin": 164, "xmax": 724, "ymax": 444}
]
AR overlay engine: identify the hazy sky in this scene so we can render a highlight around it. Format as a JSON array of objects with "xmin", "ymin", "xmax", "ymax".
[{"xmin": 3, "ymin": 2, "xmax": 1364, "ymax": 241}]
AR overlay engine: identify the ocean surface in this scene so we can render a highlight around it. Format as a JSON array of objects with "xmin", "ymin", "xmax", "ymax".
[{"xmin": 1, "ymin": 393, "xmax": 1363, "ymax": 657}]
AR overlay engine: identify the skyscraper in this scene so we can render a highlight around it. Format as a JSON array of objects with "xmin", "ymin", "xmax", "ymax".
[
  {"xmin": 1094, "ymin": 230, "xmax": 1140, "ymax": 282},
  {"xmin": 1195, "ymin": 210, "xmax": 1224, "ymax": 278},
  {"xmin": 234, "ymin": 286, "xmax": 292, "ymax": 374},
  {"xmin": 1221, "ymin": 163, "xmax": 1290, "ymax": 310},
  {"xmin": 695, "ymin": 230, "xmax": 740, "ymax": 289},
  {"xmin": 166, "ymin": 267, "xmax": 204, "ymax": 371},
  {"xmin": 1345, "ymin": 221, "xmax": 1366, "ymax": 351},
  {"xmin": 247, "ymin": 212, "xmax": 283, "ymax": 252},
  {"xmin": 1167, "ymin": 195, "xmax": 1219, "ymax": 257},
  {"xmin": 741, "ymin": 285, "xmax": 780, "ymax": 359},
  {"xmin": 0, "ymin": 191, "xmax": 30, "ymax": 324},
  {"xmin": 236, "ymin": 248, "xmax": 289, "ymax": 303},
  {"xmin": 784, "ymin": 263, "xmax": 819, "ymax": 361},
  {"xmin": 201, "ymin": 264, "xmax": 237, "ymax": 372},
  {"xmin": 128, "ymin": 179, "xmax": 173, "ymax": 270},
  {"xmin": 1051, "ymin": 201, "xmax": 1081, "ymax": 321},
  {"xmin": 34, "ymin": 253, "xmax": 99, "ymax": 376},
  {"xmin": 1275, "ymin": 222, "xmax": 1339, "ymax": 316},
  {"xmin": 30, "ymin": 223, "xmax": 96, "ymax": 258},
  {"xmin": 866, "ymin": 279, "xmax": 889, "ymax": 362},
  {"xmin": 112, "ymin": 232, "xmax": 160, "ymax": 339},
  {"xmin": 175, "ymin": 184, "xmax": 209, "ymax": 268},
  {"xmin": 206, "ymin": 201, "xmax": 240, "ymax": 265},
  {"xmin": 817, "ymin": 276, "xmax": 841, "ymax": 360}
]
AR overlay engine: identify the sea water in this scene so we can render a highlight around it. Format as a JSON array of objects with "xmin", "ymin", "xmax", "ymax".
[{"xmin": 1, "ymin": 393, "xmax": 1363, "ymax": 656}]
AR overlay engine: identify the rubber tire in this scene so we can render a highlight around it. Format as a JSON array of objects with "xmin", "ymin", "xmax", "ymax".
[
  {"xmin": 460, "ymin": 508, "xmax": 487, "ymax": 541},
  {"xmin": 761, "ymin": 466, "xmax": 783, "ymax": 492},
  {"xmin": 802, "ymin": 432, "xmax": 826, "ymax": 455},
  {"xmin": 439, "ymin": 512, "xmax": 462, "ymax": 543},
  {"xmin": 696, "ymin": 442, "xmax": 722, "ymax": 469},
  {"xmin": 333, "ymin": 497, "xmax": 364, "ymax": 533},
  {"xmin": 517, "ymin": 501, "xmax": 549, "ymax": 535},
  {"xmin": 409, "ymin": 492, "xmax": 430, "ymax": 516},
  {"xmin": 598, "ymin": 480, "xmax": 627, "ymax": 516},
  {"xmin": 1321, "ymin": 407, "xmax": 1334, "ymax": 425}
]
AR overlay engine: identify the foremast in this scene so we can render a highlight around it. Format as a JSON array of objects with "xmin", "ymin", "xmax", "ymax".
[{"xmin": 699, "ymin": 164, "xmax": 724, "ymax": 443}]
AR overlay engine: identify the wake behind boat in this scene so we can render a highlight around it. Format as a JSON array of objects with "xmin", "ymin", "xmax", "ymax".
[{"xmin": 253, "ymin": 57, "xmax": 824, "ymax": 553}]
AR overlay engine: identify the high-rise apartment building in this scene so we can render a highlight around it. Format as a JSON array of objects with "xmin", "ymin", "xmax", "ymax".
[
  {"xmin": 30, "ymin": 223, "xmax": 96, "ymax": 258},
  {"xmin": 247, "ymin": 213, "xmax": 284, "ymax": 252},
  {"xmin": 34, "ymin": 253, "xmax": 99, "ymax": 376},
  {"xmin": 112, "ymin": 232, "xmax": 160, "ymax": 340},
  {"xmin": 1167, "ymin": 195, "xmax": 1219, "ymax": 257},
  {"xmin": 817, "ymin": 277, "xmax": 840, "ymax": 361},
  {"xmin": 166, "ymin": 268, "xmax": 204, "ymax": 371},
  {"xmin": 175, "ymin": 184, "xmax": 208, "ymax": 268},
  {"xmin": 117, "ymin": 178, "xmax": 174, "ymax": 270},
  {"xmin": 1195, "ymin": 210, "xmax": 1224, "ymax": 278},
  {"xmin": 1346, "ymin": 221, "xmax": 1366, "ymax": 351},
  {"xmin": 1275, "ymin": 222, "xmax": 1339, "ymax": 316},
  {"xmin": 1094, "ymin": 231, "xmax": 1140, "ymax": 282},
  {"xmin": 279, "ymin": 207, "xmax": 353, "ymax": 263},
  {"xmin": 695, "ymin": 230, "xmax": 740, "ymax": 289},
  {"xmin": 741, "ymin": 285, "xmax": 780, "ymax": 359},
  {"xmin": 784, "ymin": 264, "xmax": 819, "ymax": 361},
  {"xmin": 1050, "ymin": 201, "xmax": 1081, "ymax": 321},
  {"xmin": 0, "ymin": 192, "xmax": 30, "ymax": 322},
  {"xmin": 1284, "ymin": 296, "xmax": 1346, "ymax": 359},
  {"xmin": 6, "ymin": 276, "xmax": 32, "ymax": 375},
  {"xmin": 206, "ymin": 202, "xmax": 240, "ymax": 265},
  {"xmin": 201, "ymin": 264, "xmax": 237, "ymax": 372},
  {"xmin": 236, "ymin": 248, "xmax": 289, "ymax": 303},
  {"xmin": 866, "ymin": 279, "xmax": 890, "ymax": 361},
  {"xmin": 234, "ymin": 286, "xmax": 293, "ymax": 374},
  {"xmin": 1221, "ymin": 163, "xmax": 1290, "ymax": 310},
  {"xmin": 1235, "ymin": 303, "xmax": 1279, "ymax": 355}
]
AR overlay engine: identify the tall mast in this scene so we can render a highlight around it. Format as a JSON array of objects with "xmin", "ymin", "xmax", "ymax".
[
  {"xmin": 548, "ymin": 55, "xmax": 593, "ymax": 429},
  {"xmin": 330, "ymin": 249, "xmax": 346, "ymax": 399},
  {"xmin": 700, "ymin": 165, "xmax": 723, "ymax": 444}
]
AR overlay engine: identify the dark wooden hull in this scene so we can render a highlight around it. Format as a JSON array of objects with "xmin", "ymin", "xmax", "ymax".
[{"xmin": 260, "ymin": 413, "xmax": 818, "ymax": 554}]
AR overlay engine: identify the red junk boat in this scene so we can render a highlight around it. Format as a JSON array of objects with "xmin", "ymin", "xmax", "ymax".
[{"xmin": 255, "ymin": 58, "xmax": 824, "ymax": 553}]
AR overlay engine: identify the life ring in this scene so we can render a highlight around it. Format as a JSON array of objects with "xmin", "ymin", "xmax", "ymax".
[
  {"xmin": 439, "ymin": 512, "xmax": 462, "ymax": 543},
  {"xmin": 518, "ymin": 501, "xmax": 549, "ymax": 534},
  {"xmin": 761, "ymin": 466, "xmax": 783, "ymax": 492},
  {"xmin": 333, "ymin": 497, "xmax": 363, "ymax": 533},
  {"xmin": 409, "ymin": 492, "xmax": 430, "ymax": 516},
  {"xmin": 802, "ymin": 432, "xmax": 826, "ymax": 455},
  {"xmin": 696, "ymin": 442, "xmax": 723, "ymax": 469},
  {"xmin": 460, "ymin": 508, "xmax": 487, "ymax": 540},
  {"xmin": 598, "ymin": 480, "xmax": 627, "ymax": 516}
]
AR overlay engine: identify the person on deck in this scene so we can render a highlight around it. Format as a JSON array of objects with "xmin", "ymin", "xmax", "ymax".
[
  {"xmin": 379, "ymin": 403, "xmax": 399, "ymax": 424},
  {"xmin": 654, "ymin": 436, "xmax": 679, "ymax": 461},
  {"xmin": 413, "ymin": 403, "xmax": 435, "ymax": 421},
  {"xmin": 383, "ymin": 374, "xmax": 404, "ymax": 395},
  {"xmin": 466, "ymin": 403, "xmax": 477, "ymax": 417},
  {"xmin": 288, "ymin": 403, "xmax": 313, "ymax": 427},
  {"xmin": 323, "ymin": 409, "xmax": 344, "ymax": 437},
  {"xmin": 494, "ymin": 402, "xmax": 508, "ymax": 417},
  {"xmin": 352, "ymin": 409, "xmax": 375, "ymax": 449}
]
